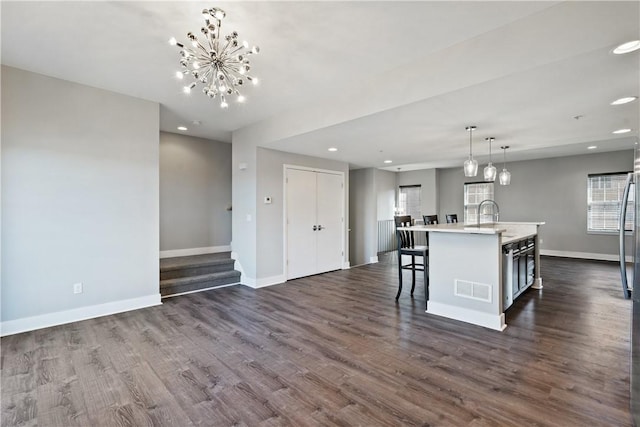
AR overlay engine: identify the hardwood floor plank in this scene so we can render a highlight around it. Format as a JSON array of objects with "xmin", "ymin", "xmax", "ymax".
[{"xmin": 0, "ymin": 255, "xmax": 633, "ymax": 426}]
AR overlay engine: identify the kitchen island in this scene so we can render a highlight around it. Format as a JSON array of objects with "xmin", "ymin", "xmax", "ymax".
[{"xmin": 402, "ymin": 221, "xmax": 544, "ymax": 331}]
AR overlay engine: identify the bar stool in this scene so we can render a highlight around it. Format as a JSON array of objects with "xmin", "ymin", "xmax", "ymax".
[
  {"xmin": 394, "ymin": 216, "xmax": 429, "ymax": 307},
  {"xmin": 446, "ymin": 214, "xmax": 458, "ymax": 223},
  {"xmin": 423, "ymin": 215, "xmax": 438, "ymax": 225}
]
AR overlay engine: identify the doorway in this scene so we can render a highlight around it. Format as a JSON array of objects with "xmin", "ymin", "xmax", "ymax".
[{"xmin": 284, "ymin": 166, "xmax": 345, "ymax": 279}]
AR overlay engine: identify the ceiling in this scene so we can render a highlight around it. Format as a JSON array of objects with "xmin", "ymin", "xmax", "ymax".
[{"xmin": 2, "ymin": 1, "xmax": 639, "ymax": 171}]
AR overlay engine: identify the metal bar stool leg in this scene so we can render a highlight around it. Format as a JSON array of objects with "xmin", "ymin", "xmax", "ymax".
[
  {"xmin": 396, "ymin": 235, "xmax": 403, "ymax": 300},
  {"xmin": 410, "ymin": 254, "xmax": 416, "ymax": 296}
]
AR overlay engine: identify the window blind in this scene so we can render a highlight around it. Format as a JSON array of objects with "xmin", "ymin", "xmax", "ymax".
[
  {"xmin": 587, "ymin": 172, "xmax": 633, "ymax": 232},
  {"xmin": 464, "ymin": 182, "xmax": 494, "ymax": 224},
  {"xmin": 398, "ymin": 185, "xmax": 421, "ymax": 220}
]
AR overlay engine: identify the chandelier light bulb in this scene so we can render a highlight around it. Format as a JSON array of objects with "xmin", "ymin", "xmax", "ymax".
[
  {"xmin": 175, "ymin": 71, "xmax": 184, "ymax": 79},
  {"xmin": 171, "ymin": 6, "xmax": 259, "ymax": 108},
  {"xmin": 213, "ymin": 9, "xmax": 226, "ymax": 19}
]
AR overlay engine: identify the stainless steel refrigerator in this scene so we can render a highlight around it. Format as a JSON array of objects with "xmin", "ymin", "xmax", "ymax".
[{"xmin": 619, "ymin": 167, "xmax": 640, "ymax": 425}]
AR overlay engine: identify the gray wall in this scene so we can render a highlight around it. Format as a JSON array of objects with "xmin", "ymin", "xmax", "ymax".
[
  {"xmin": 375, "ymin": 169, "xmax": 396, "ymax": 221},
  {"xmin": 349, "ymin": 168, "xmax": 377, "ymax": 266},
  {"xmin": 256, "ymin": 147, "xmax": 350, "ymax": 279},
  {"xmin": 1, "ymin": 66, "xmax": 160, "ymax": 322},
  {"xmin": 397, "ymin": 168, "xmax": 438, "ymax": 219},
  {"xmin": 438, "ymin": 149, "xmax": 633, "ymax": 255},
  {"xmin": 159, "ymin": 132, "xmax": 231, "ymax": 251},
  {"xmin": 348, "ymin": 168, "xmax": 396, "ymax": 266},
  {"xmin": 230, "ymin": 130, "xmax": 258, "ymax": 280}
]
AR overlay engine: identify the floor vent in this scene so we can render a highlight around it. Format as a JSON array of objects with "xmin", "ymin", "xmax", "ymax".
[{"xmin": 454, "ymin": 279, "xmax": 492, "ymax": 303}]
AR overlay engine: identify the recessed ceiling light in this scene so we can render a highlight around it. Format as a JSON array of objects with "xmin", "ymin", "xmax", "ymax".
[
  {"xmin": 177, "ymin": 126, "xmax": 188, "ymax": 131},
  {"xmin": 611, "ymin": 96, "xmax": 638, "ymax": 105},
  {"xmin": 613, "ymin": 128, "xmax": 631, "ymax": 134},
  {"xmin": 328, "ymin": 147, "xmax": 338, "ymax": 152},
  {"xmin": 613, "ymin": 40, "xmax": 640, "ymax": 54},
  {"xmin": 587, "ymin": 146, "xmax": 597, "ymax": 150},
  {"xmin": 384, "ymin": 160, "xmax": 393, "ymax": 164}
]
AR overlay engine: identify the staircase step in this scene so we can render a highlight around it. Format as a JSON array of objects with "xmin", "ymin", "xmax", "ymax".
[
  {"xmin": 160, "ymin": 270, "xmax": 241, "ymax": 297},
  {"xmin": 160, "ymin": 253, "xmax": 235, "ymax": 280}
]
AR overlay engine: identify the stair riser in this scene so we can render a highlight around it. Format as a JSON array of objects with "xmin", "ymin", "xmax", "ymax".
[
  {"xmin": 161, "ymin": 261, "xmax": 236, "ymax": 280},
  {"xmin": 161, "ymin": 275, "xmax": 240, "ymax": 297}
]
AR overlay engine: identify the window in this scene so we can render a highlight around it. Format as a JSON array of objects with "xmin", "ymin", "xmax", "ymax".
[
  {"xmin": 587, "ymin": 172, "xmax": 633, "ymax": 233},
  {"xmin": 464, "ymin": 182, "xmax": 494, "ymax": 224},
  {"xmin": 398, "ymin": 185, "xmax": 421, "ymax": 220}
]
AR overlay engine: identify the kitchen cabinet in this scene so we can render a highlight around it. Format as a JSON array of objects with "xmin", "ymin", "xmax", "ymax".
[{"xmin": 502, "ymin": 237, "xmax": 535, "ymax": 310}]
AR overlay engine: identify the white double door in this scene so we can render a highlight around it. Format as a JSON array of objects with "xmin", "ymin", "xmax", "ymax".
[{"xmin": 286, "ymin": 167, "xmax": 344, "ymax": 280}]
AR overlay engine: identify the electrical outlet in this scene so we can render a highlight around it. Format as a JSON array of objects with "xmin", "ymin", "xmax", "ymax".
[{"xmin": 73, "ymin": 283, "xmax": 83, "ymax": 294}]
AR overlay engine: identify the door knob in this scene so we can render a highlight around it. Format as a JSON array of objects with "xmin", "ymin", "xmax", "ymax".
[
  {"xmin": 318, "ymin": 225, "xmax": 325, "ymax": 230},
  {"xmin": 313, "ymin": 225, "xmax": 317, "ymax": 231}
]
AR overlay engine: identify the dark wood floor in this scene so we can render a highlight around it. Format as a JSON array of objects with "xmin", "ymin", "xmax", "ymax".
[{"xmin": 1, "ymin": 255, "xmax": 632, "ymax": 426}]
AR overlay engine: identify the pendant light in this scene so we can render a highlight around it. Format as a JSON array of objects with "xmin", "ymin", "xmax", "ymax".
[
  {"xmin": 499, "ymin": 145, "xmax": 511, "ymax": 185},
  {"xmin": 463, "ymin": 126, "xmax": 478, "ymax": 177},
  {"xmin": 484, "ymin": 137, "xmax": 497, "ymax": 182}
]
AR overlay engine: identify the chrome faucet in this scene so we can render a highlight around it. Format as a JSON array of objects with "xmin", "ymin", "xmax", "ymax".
[{"xmin": 477, "ymin": 199, "xmax": 500, "ymax": 226}]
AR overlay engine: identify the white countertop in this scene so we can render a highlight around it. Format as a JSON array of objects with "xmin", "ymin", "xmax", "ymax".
[{"xmin": 398, "ymin": 222, "xmax": 544, "ymax": 244}]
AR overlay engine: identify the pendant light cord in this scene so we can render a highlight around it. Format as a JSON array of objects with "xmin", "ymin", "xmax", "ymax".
[{"xmin": 489, "ymin": 139, "xmax": 492, "ymax": 162}]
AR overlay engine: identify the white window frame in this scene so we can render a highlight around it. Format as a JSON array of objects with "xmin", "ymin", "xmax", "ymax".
[
  {"xmin": 587, "ymin": 172, "xmax": 633, "ymax": 234},
  {"xmin": 464, "ymin": 182, "xmax": 494, "ymax": 225}
]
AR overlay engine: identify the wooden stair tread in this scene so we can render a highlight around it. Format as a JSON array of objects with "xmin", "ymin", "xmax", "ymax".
[
  {"xmin": 160, "ymin": 252, "xmax": 233, "ymax": 272},
  {"xmin": 160, "ymin": 270, "xmax": 240, "ymax": 288}
]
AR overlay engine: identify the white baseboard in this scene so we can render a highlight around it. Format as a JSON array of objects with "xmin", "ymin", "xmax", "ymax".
[
  {"xmin": 230, "ymin": 251, "xmax": 248, "ymax": 284},
  {"xmin": 162, "ymin": 282, "xmax": 240, "ymax": 299},
  {"xmin": 242, "ymin": 274, "xmax": 286, "ymax": 289},
  {"xmin": 369, "ymin": 256, "xmax": 379, "ymax": 264},
  {"xmin": 230, "ymin": 252, "xmax": 286, "ymax": 289},
  {"xmin": 540, "ymin": 249, "xmax": 631, "ymax": 262},
  {"xmin": 427, "ymin": 301, "xmax": 506, "ymax": 331},
  {"xmin": 0, "ymin": 294, "xmax": 162, "ymax": 337},
  {"xmin": 343, "ymin": 262, "xmax": 351, "ymax": 269},
  {"xmin": 160, "ymin": 245, "xmax": 231, "ymax": 259}
]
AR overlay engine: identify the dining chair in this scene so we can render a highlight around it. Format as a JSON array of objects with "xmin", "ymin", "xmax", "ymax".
[
  {"xmin": 394, "ymin": 215, "xmax": 429, "ymax": 306},
  {"xmin": 446, "ymin": 214, "xmax": 458, "ymax": 223}
]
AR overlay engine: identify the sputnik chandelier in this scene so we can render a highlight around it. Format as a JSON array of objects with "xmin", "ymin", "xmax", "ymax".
[{"xmin": 169, "ymin": 7, "xmax": 260, "ymax": 108}]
